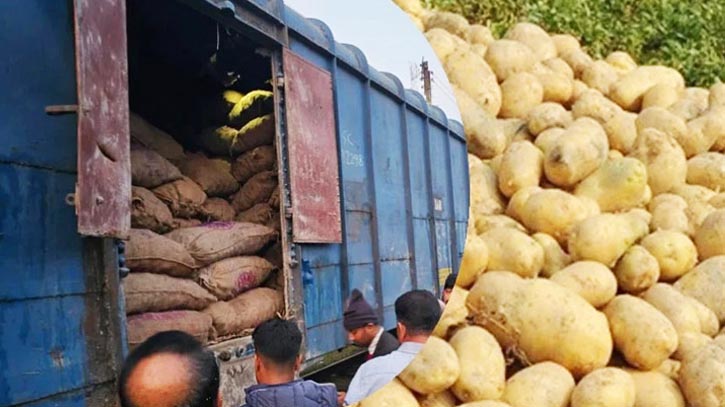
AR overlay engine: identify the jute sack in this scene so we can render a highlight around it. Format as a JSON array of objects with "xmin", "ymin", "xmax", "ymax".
[
  {"xmin": 263, "ymin": 241, "xmax": 283, "ymax": 270},
  {"xmin": 172, "ymin": 218, "xmax": 203, "ymax": 229},
  {"xmin": 165, "ymin": 221, "xmax": 277, "ymax": 265},
  {"xmin": 123, "ymin": 272, "xmax": 216, "ymax": 314},
  {"xmin": 228, "ymin": 90, "xmax": 274, "ymax": 127},
  {"xmin": 153, "ymin": 176, "xmax": 207, "ymax": 218},
  {"xmin": 131, "ymin": 187, "xmax": 174, "ymax": 233},
  {"xmin": 126, "ymin": 229, "xmax": 197, "ymax": 277},
  {"xmin": 199, "ymin": 126, "xmax": 239, "ymax": 156},
  {"xmin": 235, "ymin": 203, "xmax": 274, "ymax": 224},
  {"xmin": 198, "ymin": 256, "xmax": 275, "ymax": 300},
  {"xmin": 129, "ymin": 113, "xmax": 186, "ymax": 163},
  {"xmin": 231, "ymin": 114, "xmax": 276, "ymax": 154},
  {"xmin": 231, "ymin": 145, "xmax": 277, "ymax": 183},
  {"xmin": 266, "ymin": 211, "xmax": 281, "ymax": 233},
  {"xmin": 201, "ymin": 198, "xmax": 236, "ymax": 222},
  {"xmin": 204, "ymin": 287, "xmax": 283, "ymax": 338},
  {"xmin": 268, "ymin": 188, "xmax": 280, "ymax": 210},
  {"xmin": 178, "ymin": 153, "xmax": 239, "ymax": 197},
  {"xmin": 131, "ymin": 145, "xmax": 183, "ymax": 189},
  {"xmin": 127, "ymin": 310, "xmax": 213, "ymax": 351},
  {"xmin": 231, "ymin": 171, "xmax": 278, "ymax": 212}
]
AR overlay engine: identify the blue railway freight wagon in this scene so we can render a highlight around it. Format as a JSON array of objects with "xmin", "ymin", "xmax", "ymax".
[{"xmin": 0, "ymin": 0, "xmax": 469, "ymax": 405}]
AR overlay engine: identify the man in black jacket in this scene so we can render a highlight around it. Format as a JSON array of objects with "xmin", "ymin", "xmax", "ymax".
[{"xmin": 343, "ymin": 289, "xmax": 400, "ymax": 361}]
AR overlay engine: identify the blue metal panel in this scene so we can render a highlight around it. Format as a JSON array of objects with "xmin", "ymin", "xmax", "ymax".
[
  {"xmin": 0, "ymin": 165, "xmax": 84, "ymax": 301},
  {"xmin": 0, "ymin": 1, "xmax": 78, "ymax": 172},
  {"xmin": 0, "ymin": 297, "xmax": 88, "ymax": 406},
  {"xmin": 412, "ymin": 219, "xmax": 435, "ymax": 292},
  {"xmin": 405, "ymin": 111, "xmax": 432, "ymax": 219},
  {"xmin": 346, "ymin": 264, "xmax": 378, "ymax": 309},
  {"xmin": 379, "ymin": 261, "xmax": 413, "ymax": 329}
]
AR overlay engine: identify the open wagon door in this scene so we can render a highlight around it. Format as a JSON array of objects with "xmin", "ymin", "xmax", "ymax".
[
  {"xmin": 72, "ymin": 0, "xmax": 131, "ymax": 238},
  {"xmin": 282, "ymin": 48, "xmax": 342, "ymax": 244}
]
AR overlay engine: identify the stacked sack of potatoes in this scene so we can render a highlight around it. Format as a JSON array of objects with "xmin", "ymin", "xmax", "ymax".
[
  {"xmin": 124, "ymin": 90, "xmax": 287, "ymax": 350},
  {"xmin": 353, "ymin": 1, "xmax": 725, "ymax": 407}
]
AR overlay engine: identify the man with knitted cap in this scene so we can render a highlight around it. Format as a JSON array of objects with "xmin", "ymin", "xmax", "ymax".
[{"xmin": 343, "ymin": 289, "xmax": 399, "ymax": 361}]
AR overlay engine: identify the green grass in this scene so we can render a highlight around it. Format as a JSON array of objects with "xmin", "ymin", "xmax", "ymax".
[{"xmin": 424, "ymin": 0, "xmax": 725, "ymax": 86}]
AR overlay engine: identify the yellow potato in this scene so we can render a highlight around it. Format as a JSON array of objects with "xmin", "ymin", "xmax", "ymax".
[
  {"xmin": 424, "ymin": 10, "xmax": 469, "ymax": 37},
  {"xmin": 677, "ymin": 343, "xmax": 725, "ymax": 407},
  {"xmin": 581, "ymin": 60, "xmax": 620, "ymax": 95},
  {"xmin": 649, "ymin": 193, "xmax": 691, "ymax": 235},
  {"xmin": 686, "ymin": 201, "xmax": 717, "ymax": 235},
  {"xmin": 521, "ymin": 189, "xmax": 596, "ymax": 244},
  {"xmin": 505, "ymin": 185, "xmax": 542, "ymax": 222},
  {"xmin": 497, "ymin": 141, "xmax": 544, "ymax": 197},
  {"xmin": 398, "ymin": 336, "xmax": 460, "ymax": 395},
  {"xmin": 669, "ymin": 87, "xmax": 710, "ymax": 121},
  {"xmin": 642, "ymin": 83, "xmax": 681, "ymax": 109},
  {"xmin": 710, "ymin": 82, "xmax": 725, "ymax": 107},
  {"xmin": 485, "ymin": 40, "xmax": 537, "ymax": 82},
  {"xmin": 613, "ymin": 245, "xmax": 661, "ymax": 294},
  {"xmin": 550, "ymin": 261, "xmax": 617, "ymax": 308},
  {"xmin": 627, "ymin": 370, "xmax": 685, "ymax": 407},
  {"xmin": 675, "ymin": 256, "xmax": 725, "ymax": 324},
  {"xmin": 605, "ymin": 51, "xmax": 637, "ymax": 74},
  {"xmin": 572, "ymin": 89, "xmax": 622, "ymax": 124},
  {"xmin": 636, "ymin": 108, "xmax": 690, "ymax": 156},
  {"xmin": 504, "ymin": 23, "xmax": 557, "ymax": 62},
  {"xmin": 672, "ymin": 183, "xmax": 718, "ymax": 206},
  {"xmin": 710, "ymin": 193, "xmax": 725, "ymax": 209},
  {"xmin": 449, "ymin": 326, "xmax": 506, "ymax": 402},
  {"xmin": 466, "ymin": 24, "xmax": 494, "ymax": 46},
  {"xmin": 628, "ymin": 128, "xmax": 687, "ymax": 194},
  {"xmin": 419, "ymin": 390, "xmax": 456, "ymax": 407},
  {"xmin": 551, "ymin": 33, "xmax": 580, "ymax": 56},
  {"xmin": 469, "ymin": 155, "xmax": 506, "ymax": 215},
  {"xmin": 534, "ymin": 127, "xmax": 566, "ymax": 155},
  {"xmin": 528, "ymin": 103, "xmax": 573, "ymax": 136},
  {"xmin": 642, "ymin": 284, "xmax": 702, "ymax": 337},
  {"xmin": 656, "ymin": 359, "xmax": 682, "ymax": 381},
  {"xmin": 458, "ymin": 234, "xmax": 488, "ymax": 288},
  {"xmin": 605, "ymin": 295, "xmax": 679, "ymax": 370},
  {"xmin": 684, "ymin": 107, "xmax": 725, "ymax": 156},
  {"xmin": 433, "ymin": 286, "xmax": 469, "ymax": 339},
  {"xmin": 502, "ymin": 362, "xmax": 576, "ymax": 407},
  {"xmin": 640, "ymin": 230, "xmax": 698, "ymax": 281},
  {"xmin": 574, "ymin": 157, "xmax": 649, "ymax": 212},
  {"xmin": 568, "ymin": 211, "xmax": 650, "ymax": 267},
  {"xmin": 571, "ymin": 368, "xmax": 635, "ymax": 407},
  {"xmin": 544, "ymin": 57, "xmax": 575, "ymax": 79},
  {"xmin": 603, "ymin": 111, "xmax": 638, "ymax": 154},
  {"xmin": 673, "ymin": 332, "xmax": 712, "ymax": 361},
  {"xmin": 544, "ymin": 118, "xmax": 609, "ymax": 187},
  {"xmin": 458, "ymin": 402, "xmax": 512, "ymax": 407},
  {"xmin": 571, "ymin": 80, "xmax": 590, "ymax": 104},
  {"xmin": 500, "ymin": 73, "xmax": 545, "ymax": 118},
  {"xmin": 453, "ymin": 87, "xmax": 506, "ymax": 158},
  {"xmin": 533, "ymin": 232, "xmax": 572, "ymax": 278},
  {"xmin": 475, "ymin": 214, "xmax": 526, "ymax": 235},
  {"xmin": 609, "ymin": 66, "xmax": 685, "ymax": 111},
  {"xmin": 468, "ymin": 272, "xmax": 613, "ymax": 377},
  {"xmin": 358, "ymin": 379, "xmax": 419, "ymax": 407},
  {"xmin": 694, "ymin": 209, "xmax": 725, "ymax": 260},
  {"xmin": 447, "ymin": 50, "xmax": 502, "ymax": 117},
  {"xmin": 561, "ymin": 49, "xmax": 594, "ymax": 78},
  {"xmin": 682, "ymin": 295, "xmax": 720, "ymax": 337},
  {"xmin": 687, "ymin": 153, "xmax": 725, "ymax": 192},
  {"xmin": 425, "ymin": 28, "xmax": 464, "ymax": 64},
  {"xmin": 480, "ymin": 228, "xmax": 544, "ymax": 278}
]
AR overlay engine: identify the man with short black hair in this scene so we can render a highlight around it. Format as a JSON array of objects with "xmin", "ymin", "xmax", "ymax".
[
  {"xmin": 343, "ymin": 289, "xmax": 399, "ymax": 360},
  {"xmin": 343, "ymin": 290, "xmax": 442, "ymax": 405},
  {"xmin": 119, "ymin": 330, "xmax": 220, "ymax": 407},
  {"xmin": 243, "ymin": 318, "xmax": 338, "ymax": 407},
  {"xmin": 441, "ymin": 273, "xmax": 457, "ymax": 304}
]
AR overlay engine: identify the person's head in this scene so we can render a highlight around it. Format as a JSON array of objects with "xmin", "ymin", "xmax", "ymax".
[
  {"xmin": 343, "ymin": 289, "xmax": 380, "ymax": 347},
  {"xmin": 395, "ymin": 290, "xmax": 441, "ymax": 343},
  {"xmin": 119, "ymin": 330, "xmax": 220, "ymax": 407},
  {"xmin": 442, "ymin": 273, "xmax": 458, "ymax": 303},
  {"xmin": 252, "ymin": 318, "xmax": 303, "ymax": 385}
]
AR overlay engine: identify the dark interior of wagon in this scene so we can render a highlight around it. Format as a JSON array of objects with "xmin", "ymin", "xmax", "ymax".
[{"xmin": 126, "ymin": 0, "xmax": 274, "ymax": 148}]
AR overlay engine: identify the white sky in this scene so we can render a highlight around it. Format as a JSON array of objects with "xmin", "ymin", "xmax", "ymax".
[{"xmin": 285, "ymin": 0, "xmax": 462, "ymax": 122}]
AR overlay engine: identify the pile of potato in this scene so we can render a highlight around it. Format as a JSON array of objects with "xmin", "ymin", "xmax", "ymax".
[{"xmin": 356, "ymin": 1, "xmax": 725, "ymax": 406}]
